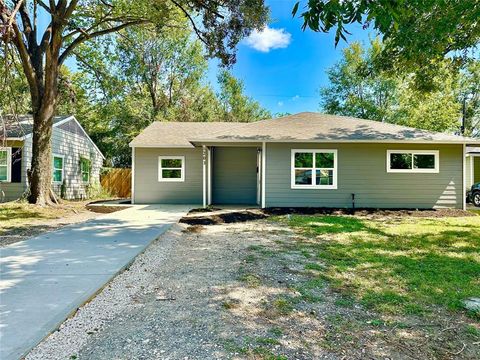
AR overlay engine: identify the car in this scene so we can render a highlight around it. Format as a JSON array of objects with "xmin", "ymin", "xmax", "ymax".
[{"xmin": 467, "ymin": 182, "xmax": 480, "ymax": 207}]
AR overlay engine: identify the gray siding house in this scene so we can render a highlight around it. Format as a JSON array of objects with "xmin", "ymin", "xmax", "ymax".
[
  {"xmin": 130, "ymin": 112, "xmax": 480, "ymax": 210},
  {"xmin": 1, "ymin": 115, "xmax": 104, "ymax": 202}
]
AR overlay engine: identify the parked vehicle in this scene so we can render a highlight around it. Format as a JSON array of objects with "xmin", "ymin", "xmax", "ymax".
[{"xmin": 467, "ymin": 182, "xmax": 480, "ymax": 207}]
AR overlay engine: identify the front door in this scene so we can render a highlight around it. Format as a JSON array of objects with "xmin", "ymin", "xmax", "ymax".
[{"xmin": 212, "ymin": 147, "xmax": 258, "ymax": 205}]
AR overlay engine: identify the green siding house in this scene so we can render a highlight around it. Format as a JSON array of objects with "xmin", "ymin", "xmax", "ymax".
[{"xmin": 130, "ymin": 112, "xmax": 480, "ymax": 210}]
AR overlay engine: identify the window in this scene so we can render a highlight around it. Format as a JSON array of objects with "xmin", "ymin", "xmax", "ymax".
[
  {"xmin": 158, "ymin": 156, "xmax": 185, "ymax": 182},
  {"xmin": 387, "ymin": 150, "xmax": 439, "ymax": 173},
  {"xmin": 52, "ymin": 154, "xmax": 64, "ymax": 183},
  {"xmin": 0, "ymin": 147, "xmax": 11, "ymax": 182},
  {"xmin": 80, "ymin": 157, "xmax": 91, "ymax": 183},
  {"xmin": 291, "ymin": 149, "xmax": 337, "ymax": 189}
]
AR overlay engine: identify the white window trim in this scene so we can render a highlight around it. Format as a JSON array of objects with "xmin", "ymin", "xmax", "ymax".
[
  {"xmin": 386, "ymin": 150, "xmax": 439, "ymax": 173},
  {"xmin": 80, "ymin": 157, "xmax": 91, "ymax": 184},
  {"xmin": 291, "ymin": 149, "xmax": 338, "ymax": 189},
  {"xmin": 52, "ymin": 153, "xmax": 65, "ymax": 183},
  {"xmin": 0, "ymin": 147, "xmax": 12, "ymax": 183},
  {"xmin": 158, "ymin": 156, "xmax": 185, "ymax": 182}
]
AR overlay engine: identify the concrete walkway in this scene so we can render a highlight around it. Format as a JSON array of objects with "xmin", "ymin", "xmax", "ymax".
[{"xmin": 0, "ymin": 205, "xmax": 192, "ymax": 360}]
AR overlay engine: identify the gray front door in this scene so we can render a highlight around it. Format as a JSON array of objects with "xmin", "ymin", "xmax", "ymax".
[{"xmin": 212, "ymin": 147, "xmax": 258, "ymax": 205}]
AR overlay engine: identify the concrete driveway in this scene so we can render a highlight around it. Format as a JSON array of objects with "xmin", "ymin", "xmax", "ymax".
[{"xmin": 0, "ymin": 204, "xmax": 192, "ymax": 360}]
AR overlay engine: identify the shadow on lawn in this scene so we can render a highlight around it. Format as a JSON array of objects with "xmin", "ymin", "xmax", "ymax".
[
  {"xmin": 286, "ymin": 215, "xmax": 480, "ymax": 315},
  {"xmin": 0, "ymin": 206, "xmax": 46, "ymax": 221}
]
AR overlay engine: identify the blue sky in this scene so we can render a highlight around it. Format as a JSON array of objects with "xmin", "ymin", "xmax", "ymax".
[{"xmin": 207, "ymin": 0, "xmax": 375, "ymax": 115}]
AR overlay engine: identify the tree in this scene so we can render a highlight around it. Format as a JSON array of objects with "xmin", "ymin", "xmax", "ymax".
[
  {"xmin": 217, "ymin": 70, "xmax": 271, "ymax": 122},
  {"xmin": 319, "ymin": 39, "xmax": 396, "ymax": 122},
  {"xmin": 0, "ymin": 0, "xmax": 268, "ymax": 205},
  {"xmin": 293, "ymin": 0, "xmax": 480, "ymax": 89},
  {"xmin": 320, "ymin": 40, "xmax": 473, "ymax": 133},
  {"xmin": 61, "ymin": 25, "xmax": 270, "ymax": 167}
]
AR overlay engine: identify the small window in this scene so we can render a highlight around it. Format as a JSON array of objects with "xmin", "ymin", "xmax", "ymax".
[
  {"xmin": 53, "ymin": 154, "xmax": 64, "ymax": 183},
  {"xmin": 0, "ymin": 147, "xmax": 12, "ymax": 182},
  {"xmin": 158, "ymin": 156, "xmax": 185, "ymax": 182},
  {"xmin": 291, "ymin": 149, "xmax": 337, "ymax": 189},
  {"xmin": 80, "ymin": 157, "xmax": 91, "ymax": 183},
  {"xmin": 387, "ymin": 150, "xmax": 439, "ymax": 173}
]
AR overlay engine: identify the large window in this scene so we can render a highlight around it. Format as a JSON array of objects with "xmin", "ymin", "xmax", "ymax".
[
  {"xmin": 0, "ymin": 147, "xmax": 11, "ymax": 182},
  {"xmin": 52, "ymin": 154, "xmax": 64, "ymax": 183},
  {"xmin": 387, "ymin": 150, "xmax": 439, "ymax": 173},
  {"xmin": 80, "ymin": 157, "xmax": 91, "ymax": 183},
  {"xmin": 158, "ymin": 156, "xmax": 185, "ymax": 182},
  {"xmin": 291, "ymin": 149, "xmax": 337, "ymax": 189}
]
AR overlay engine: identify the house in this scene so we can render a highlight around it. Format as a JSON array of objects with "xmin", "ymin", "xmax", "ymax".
[
  {"xmin": 130, "ymin": 112, "xmax": 480, "ymax": 210},
  {"xmin": 0, "ymin": 115, "xmax": 104, "ymax": 202},
  {"xmin": 466, "ymin": 147, "xmax": 480, "ymax": 189}
]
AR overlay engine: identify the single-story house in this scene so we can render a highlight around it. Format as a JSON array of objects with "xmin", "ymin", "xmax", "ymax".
[
  {"xmin": 466, "ymin": 147, "xmax": 480, "ymax": 189},
  {"xmin": 130, "ymin": 112, "xmax": 480, "ymax": 210},
  {"xmin": 0, "ymin": 115, "xmax": 104, "ymax": 202}
]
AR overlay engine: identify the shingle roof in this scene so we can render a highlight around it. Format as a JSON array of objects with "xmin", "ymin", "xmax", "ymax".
[
  {"xmin": 1, "ymin": 115, "xmax": 71, "ymax": 138},
  {"xmin": 191, "ymin": 112, "xmax": 479, "ymax": 144},
  {"xmin": 129, "ymin": 121, "xmax": 247, "ymax": 148},
  {"xmin": 131, "ymin": 112, "xmax": 480, "ymax": 147}
]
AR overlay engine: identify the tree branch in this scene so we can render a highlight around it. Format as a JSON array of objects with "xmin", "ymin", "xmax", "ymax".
[
  {"xmin": 59, "ymin": 19, "xmax": 149, "ymax": 65},
  {"xmin": 169, "ymin": 0, "xmax": 208, "ymax": 46}
]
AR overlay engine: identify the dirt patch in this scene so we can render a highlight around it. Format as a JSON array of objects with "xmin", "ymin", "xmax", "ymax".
[
  {"xmin": 264, "ymin": 207, "xmax": 475, "ymax": 218},
  {"xmin": 180, "ymin": 207, "xmax": 475, "ymax": 227},
  {"xmin": 180, "ymin": 209, "xmax": 268, "ymax": 225},
  {"xmin": 188, "ymin": 207, "xmax": 222, "ymax": 213},
  {"xmin": 85, "ymin": 205, "xmax": 130, "ymax": 214}
]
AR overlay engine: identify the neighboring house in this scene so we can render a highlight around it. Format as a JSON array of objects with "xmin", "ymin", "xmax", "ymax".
[
  {"xmin": 466, "ymin": 147, "xmax": 480, "ymax": 189},
  {"xmin": 0, "ymin": 115, "xmax": 104, "ymax": 202},
  {"xmin": 130, "ymin": 112, "xmax": 480, "ymax": 210}
]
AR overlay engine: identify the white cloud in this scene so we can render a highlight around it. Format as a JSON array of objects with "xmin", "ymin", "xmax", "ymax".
[
  {"xmin": 245, "ymin": 26, "xmax": 292, "ymax": 52},
  {"xmin": 292, "ymin": 95, "xmax": 300, "ymax": 101},
  {"xmin": 277, "ymin": 101, "xmax": 284, "ymax": 107}
]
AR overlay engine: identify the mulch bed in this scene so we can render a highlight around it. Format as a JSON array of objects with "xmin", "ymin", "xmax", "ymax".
[
  {"xmin": 180, "ymin": 210, "xmax": 268, "ymax": 225},
  {"xmin": 181, "ymin": 207, "xmax": 476, "ymax": 225}
]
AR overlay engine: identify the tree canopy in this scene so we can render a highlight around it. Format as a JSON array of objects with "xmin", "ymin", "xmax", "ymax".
[
  {"xmin": 320, "ymin": 39, "xmax": 479, "ymax": 135},
  {"xmin": 294, "ymin": 0, "xmax": 480, "ymax": 89}
]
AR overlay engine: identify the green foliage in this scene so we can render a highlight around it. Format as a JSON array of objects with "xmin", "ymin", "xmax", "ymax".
[
  {"xmin": 320, "ymin": 39, "xmax": 397, "ymax": 122},
  {"xmin": 294, "ymin": 0, "xmax": 480, "ymax": 88},
  {"xmin": 321, "ymin": 40, "xmax": 478, "ymax": 133},
  {"xmin": 217, "ymin": 70, "xmax": 271, "ymax": 122}
]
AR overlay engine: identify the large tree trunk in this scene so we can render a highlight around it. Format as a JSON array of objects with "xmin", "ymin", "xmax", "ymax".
[
  {"xmin": 27, "ymin": 30, "xmax": 61, "ymax": 205},
  {"xmin": 28, "ymin": 110, "xmax": 54, "ymax": 205}
]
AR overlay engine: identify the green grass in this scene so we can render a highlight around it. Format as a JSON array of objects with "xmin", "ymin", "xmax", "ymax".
[
  {"xmin": 238, "ymin": 273, "xmax": 262, "ymax": 287},
  {"xmin": 281, "ymin": 214, "xmax": 480, "ymax": 315}
]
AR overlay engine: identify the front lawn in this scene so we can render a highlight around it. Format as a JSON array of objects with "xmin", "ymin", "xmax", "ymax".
[
  {"xmin": 0, "ymin": 201, "xmax": 97, "ymax": 246},
  {"xmin": 281, "ymin": 214, "xmax": 480, "ymax": 317}
]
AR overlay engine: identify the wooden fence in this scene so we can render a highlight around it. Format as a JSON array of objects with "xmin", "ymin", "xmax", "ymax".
[{"xmin": 101, "ymin": 168, "xmax": 132, "ymax": 198}]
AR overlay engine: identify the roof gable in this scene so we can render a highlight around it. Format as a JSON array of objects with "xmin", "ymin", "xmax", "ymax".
[{"xmin": 1, "ymin": 115, "xmax": 104, "ymax": 159}]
